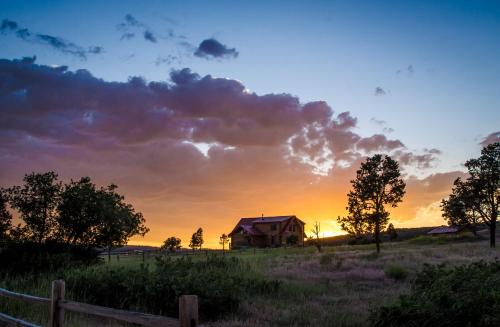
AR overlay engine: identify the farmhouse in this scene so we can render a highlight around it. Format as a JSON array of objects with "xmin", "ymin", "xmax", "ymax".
[{"xmin": 228, "ymin": 215, "xmax": 305, "ymax": 248}]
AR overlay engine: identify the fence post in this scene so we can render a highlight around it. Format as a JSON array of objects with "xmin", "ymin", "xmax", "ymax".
[
  {"xmin": 50, "ymin": 279, "xmax": 65, "ymax": 327},
  {"xmin": 179, "ymin": 295, "xmax": 198, "ymax": 327}
]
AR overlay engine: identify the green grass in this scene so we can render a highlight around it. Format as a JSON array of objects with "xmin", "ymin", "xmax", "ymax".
[{"xmin": 1, "ymin": 237, "xmax": 499, "ymax": 327}]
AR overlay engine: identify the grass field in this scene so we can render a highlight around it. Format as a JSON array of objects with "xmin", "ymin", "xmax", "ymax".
[{"xmin": 1, "ymin": 234, "xmax": 499, "ymax": 327}]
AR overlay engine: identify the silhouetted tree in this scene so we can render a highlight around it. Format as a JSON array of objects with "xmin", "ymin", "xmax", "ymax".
[
  {"xmin": 463, "ymin": 142, "xmax": 499, "ymax": 247},
  {"xmin": 0, "ymin": 190, "xmax": 12, "ymax": 241},
  {"xmin": 219, "ymin": 233, "xmax": 230, "ymax": 253},
  {"xmin": 57, "ymin": 177, "xmax": 101, "ymax": 245},
  {"xmin": 311, "ymin": 221, "xmax": 322, "ymax": 252},
  {"xmin": 56, "ymin": 177, "xmax": 149, "ymax": 255},
  {"xmin": 441, "ymin": 177, "xmax": 480, "ymax": 234},
  {"xmin": 161, "ymin": 236, "xmax": 182, "ymax": 252},
  {"xmin": 341, "ymin": 155, "xmax": 406, "ymax": 253},
  {"xmin": 92, "ymin": 184, "xmax": 149, "ymax": 260},
  {"xmin": 386, "ymin": 223, "xmax": 398, "ymax": 241},
  {"xmin": 7, "ymin": 172, "xmax": 61, "ymax": 244},
  {"xmin": 189, "ymin": 228, "xmax": 204, "ymax": 251},
  {"xmin": 337, "ymin": 195, "xmax": 373, "ymax": 238}
]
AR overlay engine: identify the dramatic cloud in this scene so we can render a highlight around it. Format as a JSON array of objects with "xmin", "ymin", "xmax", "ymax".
[
  {"xmin": 0, "ymin": 57, "xmax": 445, "ymax": 246},
  {"xmin": 0, "ymin": 19, "xmax": 103, "ymax": 59},
  {"xmin": 374, "ymin": 87, "xmax": 387, "ymax": 96},
  {"xmin": 480, "ymin": 131, "xmax": 500, "ymax": 147},
  {"xmin": 194, "ymin": 38, "xmax": 238, "ymax": 59}
]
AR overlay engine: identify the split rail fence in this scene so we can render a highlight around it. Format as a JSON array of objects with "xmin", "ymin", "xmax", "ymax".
[{"xmin": 0, "ymin": 280, "xmax": 198, "ymax": 327}]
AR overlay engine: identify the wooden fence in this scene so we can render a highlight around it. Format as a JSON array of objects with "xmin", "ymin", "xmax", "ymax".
[{"xmin": 0, "ymin": 280, "xmax": 198, "ymax": 327}]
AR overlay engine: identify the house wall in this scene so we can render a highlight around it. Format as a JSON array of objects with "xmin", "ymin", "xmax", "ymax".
[
  {"xmin": 281, "ymin": 219, "xmax": 305, "ymax": 245},
  {"xmin": 255, "ymin": 218, "xmax": 305, "ymax": 246},
  {"xmin": 253, "ymin": 222, "xmax": 281, "ymax": 246},
  {"xmin": 230, "ymin": 232, "xmax": 251, "ymax": 248}
]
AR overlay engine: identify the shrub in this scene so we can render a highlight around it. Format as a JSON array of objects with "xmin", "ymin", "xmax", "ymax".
[
  {"xmin": 370, "ymin": 261, "xmax": 500, "ymax": 326},
  {"xmin": 0, "ymin": 240, "xmax": 100, "ymax": 275},
  {"xmin": 319, "ymin": 253, "xmax": 334, "ymax": 266},
  {"xmin": 65, "ymin": 255, "xmax": 279, "ymax": 320},
  {"xmin": 286, "ymin": 234, "xmax": 299, "ymax": 245},
  {"xmin": 384, "ymin": 264, "xmax": 408, "ymax": 281}
]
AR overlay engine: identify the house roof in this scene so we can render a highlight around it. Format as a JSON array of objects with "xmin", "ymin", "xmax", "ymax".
[
  {"xmin": 427, "ymin": 226, "xmax": 460, "ymax": 235},
  {"xmin": 228, "ymin": 215, "xmax": 304, "ymax": 236}
]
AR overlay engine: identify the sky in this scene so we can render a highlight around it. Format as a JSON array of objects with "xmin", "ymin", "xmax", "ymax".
[{"xmin": 1, "ymin": 0, "xmax": 499, "ymax": 247}]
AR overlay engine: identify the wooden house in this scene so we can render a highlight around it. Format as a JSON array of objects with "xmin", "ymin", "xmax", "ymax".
[{"xmin": 228, "ymin": 215, "xmax": 305, "ymax": 248}]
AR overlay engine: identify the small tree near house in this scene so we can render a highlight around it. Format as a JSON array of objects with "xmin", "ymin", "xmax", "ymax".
[
  {"xmin": 311, "ymin": 221, "xmax": 322, "ymax": 253},
  {"xmin": 219, "ymin": 233, "xmax": 230, "ymax": 253},
  {"xmin": 189, "ymin": 227, "xmax": 204, "ymax": 251},
  {"xmin": 161, "ymin": 236, "xmax": 181, "ymax": 252}
]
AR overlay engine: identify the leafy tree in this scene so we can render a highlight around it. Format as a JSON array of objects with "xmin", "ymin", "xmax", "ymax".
[
  {"xmin": 310, "ymin": 221, "xmax": 322, "ymax": 252},
  {"xmin": 386, "ymin": 223, "xmax": 398, "ymax": 241},
  {"xmin": 92, "ymin": 184, "xmax": 149, "ymax": 259},
  {"xmin": 161, "ymin": 236, "xmax": 182, "ymax": 252},
  {"xmin": 462, "ymin": 142, "xmax": 500, "ymax": 247},
  {"xmin": 219, "ymin": 233, "xmax": 230, "ymax": 253},
  {"xmin": 7, "ymin": 172, "xmax": 61, "ymax": 244},
  {"xmin": 0, "ymin": 190, "xmax": 12, "ymax": 241},
  {"xmin": 341, "ymin": 155, "xmax": 406, "ymax": 253},
  {"xmin": 56, "ymin": 177, "xmax": 149, "ymax": 254},
  {"xmin": 337, "ymin": 195, "xmax": 373, "ymax": 238},
  {"xmin": 189, "ymin": 228, "xmax": 204, "ymax": 251},
  {"xmin": 441, "ymin": 177, "xmax": 480, "ymax": 234},
  {"xmin": 57, "ymin": 177, "xmax": 102, "ymax": 245}
]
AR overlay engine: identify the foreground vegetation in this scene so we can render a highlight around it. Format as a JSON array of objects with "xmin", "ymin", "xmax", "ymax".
[{"xmin": 2, "ymin": 234, "xmax": 500, "ymax": 326}]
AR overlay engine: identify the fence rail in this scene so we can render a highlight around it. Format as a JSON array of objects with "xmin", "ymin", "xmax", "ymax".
[{"xmin": 0, "ymin": 280, "xmax": 198, "ymax": 327}]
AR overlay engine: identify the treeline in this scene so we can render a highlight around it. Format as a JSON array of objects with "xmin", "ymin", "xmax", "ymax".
[
  {"xmin": 333, "ymin": 142, "xmax": 499, "ymax": 253},
  {"xmin": 0, "ymin": 172, "xmax": 148, "ymax": 253}
]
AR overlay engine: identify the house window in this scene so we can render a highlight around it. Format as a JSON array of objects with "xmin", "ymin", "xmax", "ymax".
[
  {"xmin": 271, "ymin": 224, "xmax": 277, "ymax": 231},
  {"xmin": 288, "ymin": 225, "xmax": 292, "ymax": 232},
  {"xmin": 271, "ymin": 235, "xmax": 275, "ymax": 244},
  {"xmin": 292, "ymin": 225, "xmax": 296, "ymax": 232}
]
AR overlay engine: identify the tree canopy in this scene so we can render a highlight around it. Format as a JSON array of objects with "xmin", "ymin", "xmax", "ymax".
[
  {"xmin": 2, "ymin": 172, "xmax": 149, "ymax": 250},
  {"xmin": 0, "ymin": 190, "xmax": 12, "ymax": 241},
  {"xmin": 338, "ymin": 154, "xmax": 405, "ymax": 253},
  {"xmin": 161, "ymin": 236, "xmax": 182, "ymax": 252},
  {"xmin": 189, "ymin": 228, "xmax": 204, "ymax": 250},
  {"xmin": 443, "ymin": 142, "xmax": 499, "ymax": 247},
  {"xmin": 7, "ymin": 172, "xmax": 61, "ymax": 244},
  {"xmin": 441, "ymin": 177, "xmax": 480, "ymax": 233}
]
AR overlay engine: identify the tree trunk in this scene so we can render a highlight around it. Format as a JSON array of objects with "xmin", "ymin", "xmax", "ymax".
[
  {"xmin": 491, "ymin": 215, "xmax": 497, "ymax": 248},
  {"xmin": 108, "ymin": 247, "xmax": 111, "ymax": 262},
  {"xmin": 375, "ymin": 222, "xmax": 380, "ymax": 253}
]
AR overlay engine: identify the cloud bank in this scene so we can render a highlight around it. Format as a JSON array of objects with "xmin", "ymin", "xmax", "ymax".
[{"xmin": 0, "ymin": 57, "xmax": 450, "ymax": 245}]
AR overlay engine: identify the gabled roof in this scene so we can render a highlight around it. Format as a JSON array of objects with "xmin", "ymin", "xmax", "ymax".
[
  {"xmin": 228, "ymin": 215, "xmax": 304, "ymax": 236},
  {"xmin": 427, "ymin": 226, "xmax": 460, "ymax": 235}
]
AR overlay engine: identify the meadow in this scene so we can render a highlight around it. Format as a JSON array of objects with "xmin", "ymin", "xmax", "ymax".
[{"xmin": 1, "ymin": 234, "xmax": 499, "ymax": 327}]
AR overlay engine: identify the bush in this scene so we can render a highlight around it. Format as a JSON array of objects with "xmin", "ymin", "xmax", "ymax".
[
  {"xmin": 0, "ymin": 241, "xmax": 101, "ymax": 275},
  {"xmin": 319, "ymin": 253, "xmax": 334, "ymax": 266},
  {"xmin": 370, "ymin": 261, "xmax": 500, "ymax": 326},
  {"xmin": 384, "ymin": 264, "xmax": 408, "ymax": 281},
  {"xmin": 65, "ymin": 255, "xmax": 279, "ymax": 320}
]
